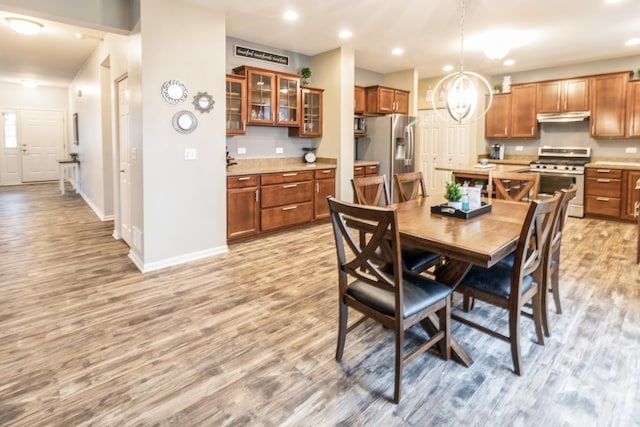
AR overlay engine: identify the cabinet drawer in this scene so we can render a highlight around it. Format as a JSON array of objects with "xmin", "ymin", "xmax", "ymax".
[
  {"xmin": 261, "ymin": 171, "xmax": 314, "ymax": 185},
  {"xmin": 261, "ymin": 182, "xmax": 313, "ymax": 208},
  {"xmin": 586, "ymin": 168, "xmax": 622, "ymax": 179},
  {"xmin": 314, "ymin": 168, "xmax": 335, "ymax": 180},
  {"xmin": 261, "ymin": 202, "xmax": 313, "ymax": 231},
  {"xmin": 585, "ymin": 195, "xmax": 621, "ymax": 217},
  {"xmin": 227, "ymin": 175, "xmax": 259, "ymax": 189},
  {"xmin": 586, "ymin": 178, "xmax": 621, "ymax": 197},
  {"xmin": 353, "ymin": 166, "xmax": 365, "ymax": 176},
  {"xmin": 365, "ymin": 165, "xmax": 378, "ymax": 175}
]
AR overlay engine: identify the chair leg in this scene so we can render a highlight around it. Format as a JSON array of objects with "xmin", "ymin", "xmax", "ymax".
[
  {"xmin": 462, "ymin": 295, "xmax": 475, "ymax": 312},
  {"xmin": 541, "ymin": 275, "xmax": 550, "ymax": 338},
  {"xmin": 532, "ymin": 292, "xmax": 545, "ymax": 345},
  {"xmin": 336, "ymin": 301, "xmax": 348, "ymax": 361},
  {"xmin": 393, "ymin": 328, "xmax": 404, "ymax": 403},
  {"xmin": 509, "ymin": 304, "xmax": 523, "ymax": 376},
  {"xmin": 551, "ymin": 267, "xmax": 562, "ymax": 314}
]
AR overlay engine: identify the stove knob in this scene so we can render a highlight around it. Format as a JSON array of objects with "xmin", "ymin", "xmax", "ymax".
[{"xmin": 553, "ymin": 165, "xmax": 558, "ymax": 169}]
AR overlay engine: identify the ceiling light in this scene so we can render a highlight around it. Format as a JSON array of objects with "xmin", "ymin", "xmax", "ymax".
[
  {"xmin": 432, "ymin": 0, "xmax": 492, "ymax": 124},
  {"xmin": 484, "ymin": 45, "xmax": 510, "ymax": 60},
  {"xmin": 21, "ymin": 80, "xmax": 38, "ymax": 88},
  {"xmin": 503, "ymin": 59, "xmax": 515, "ymax": 66},
  {"xmin": 625, "ymin": 38, "xmax": 640, "ymax": 46},
  {"xmin": 338, "ymin": 30, "xmax": 352, "ymax": 39},
  {"xmin": 283, "ymin": 10, "xmax": 298, "ymax": 21},
  {"xmin": 6, "ymin": 17, "xmax": 43, "ymax": 36},
  {"xmin": 391, "ymin": 48, "xmax": 404, "ymax": 56},
  {"xmin": 443, "ymin": 65, "xmax": 454, "ymax": 72}
]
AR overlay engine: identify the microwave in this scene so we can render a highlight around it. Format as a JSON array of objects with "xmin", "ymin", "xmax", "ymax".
[{"xmin": 354, "ymin": 116, "xmax": 366, "ymax": 135}]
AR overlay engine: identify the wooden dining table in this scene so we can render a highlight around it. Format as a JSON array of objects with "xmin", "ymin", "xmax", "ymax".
[{"xmin": 389, "ymin": 195, "xmax": 531, "ymax": 366}]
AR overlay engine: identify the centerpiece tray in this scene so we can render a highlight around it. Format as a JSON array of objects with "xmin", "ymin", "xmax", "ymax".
[{"xmin": 431, "ymin": 201, "xmax": 492, "ymax": 219}]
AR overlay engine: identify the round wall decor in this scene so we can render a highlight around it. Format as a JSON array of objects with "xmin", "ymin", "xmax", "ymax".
[
  {"xmin": 161, "ymin": 79, "xmax": 188, "ymax": 104},
  {"xmin": 172, "ymin": 110, "xmax": 197, "ymax": 134},
  {"xmin": 192, "ymin": 92, "xmax": 215, "ymax": 113}
]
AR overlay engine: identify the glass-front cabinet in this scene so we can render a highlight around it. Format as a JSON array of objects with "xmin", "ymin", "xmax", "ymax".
[
  {"xmin": 247, "ymin": 68, "xmax": 275, "ymax": 125},
  {"xmin": 277, "ymin": 76, "xmax": 300, "ymax": 126},
  {"xmin": 290, "ymin": 87, "xmax": 323, "ymax": 137},
  {"xmin": 225, "ymin": 74, "xmax": 246, "ymax": 135}
]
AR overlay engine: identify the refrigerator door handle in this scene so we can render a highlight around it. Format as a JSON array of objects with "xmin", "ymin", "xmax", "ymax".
[{"xmin": 406, "ymin": 125, "xmax": 414, "ymax": 166}]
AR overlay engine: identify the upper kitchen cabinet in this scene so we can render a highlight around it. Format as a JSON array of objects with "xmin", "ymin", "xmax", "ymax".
[
  {"xmin": 590, "ymin": 72, "xmax": 628, "ymax": 138},
  {"xmin": 226, "ymin": 74, "xmax": 247, "ymax": 135},
  {"xmin": 233, "ymin": 65, "xmax": 300, "ymax": 126},
  {"xmin": 365, "ymin": 85, "xmax": 409, "ymax": 115},
  {"xmin": 626, "ymin": 80, "xmax": 640, "ymax": 138},
  {"xmin": 289, "ymin": 87, "xmax": 323, "ymax": 137},
  {"xmin": 537, "ymin": 77, "xmax": 590, "ymax": 113},
  {"xmin": 354, "ymin": 85, "xmax": 366, "ymax": 114},
  {"xmin": 485, "ymin": 84, "xmax": 538, "ymax": 139}
]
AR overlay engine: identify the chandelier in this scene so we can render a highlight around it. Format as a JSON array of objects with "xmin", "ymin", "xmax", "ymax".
[{"xmin": 432, "ymin": 0, "xmax": 493, "ymax": 124}]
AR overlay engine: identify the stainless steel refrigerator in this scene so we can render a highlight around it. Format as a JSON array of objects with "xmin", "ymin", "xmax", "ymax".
[{"xmin": 356, "ymin": 114, "xmax": 417, "ymax": 202}]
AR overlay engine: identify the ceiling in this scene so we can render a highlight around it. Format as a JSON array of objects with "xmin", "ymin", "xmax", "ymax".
[{"xmin": 1, "ymin": 0, "xmax": 639, "ymax": 88}]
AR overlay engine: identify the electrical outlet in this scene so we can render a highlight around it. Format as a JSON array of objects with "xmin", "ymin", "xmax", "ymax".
[
  {"xmin": 515, "ymin": 146, "xmax": 523, "ymax": 152},
  {"xmin": 237, "ymin": 147, "xmax": 246, "ymax": 154},
  {"xmin": 625, "ymin": 147, "xmax": 637, "ymax": 154},
  {"xmin": 275, "ymin": 147, "xmax": 284, "ymax": 154},
  {"xmin": 184, "ymin": 148, "xmax": 197, "ymax": 160}
]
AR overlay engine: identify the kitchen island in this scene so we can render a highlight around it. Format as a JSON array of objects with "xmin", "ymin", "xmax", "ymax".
[{"xmin": 435, "ymin": 163, "xmax": 531, "ymax": 197}]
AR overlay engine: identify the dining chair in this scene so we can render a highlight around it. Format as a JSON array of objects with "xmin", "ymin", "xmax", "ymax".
[
  {"xmin": 326, "ymin": 196, "xmax": 452, "ymax": 403},
  {"xmin": 491, "ymin": 171, "xmax": 540, "ymax": 202},
  {"xmin": 451, "ymin": 191, "xmax": 561, "ymax": 375},
  {"xmin": 352, "ymin": 174, "xmax": 442, "ymax": 274},
  {"xmin": 394, "ymin": 171, "xmax": 428, "ymax": 202}
]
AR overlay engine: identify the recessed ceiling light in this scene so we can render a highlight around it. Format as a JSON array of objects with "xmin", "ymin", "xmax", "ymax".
[
  {"xmin": 338, "ymin": 30, "xmax": 352, "ymax": 39},
  {"xmin": 21, "ymin": 80, "xmax": 38, "ymax": 88},
  {"xmin": 443, "ymin": 65, "xmax": 454, "ymax": 72},
  {"xmin": 283, "ymin": 10, "xmax": 298, "ymax": 21},
  {"xmin": 503, "ymin": 59, "xmax": 515, "ymax": 66},
  {"xmin": 391, "ymin": 48, "xmax": 404, "ymax": 56},
  {"xmin": 6, "ymin": 17, "xmax": 43, "ymax": 36},
  {"xmin": 625, "ymin": 38, "xmax": 640, "ymax": 46},
  {"xmin": 605, "ymin": 0, "xmax": 622, "ymax": 4}
]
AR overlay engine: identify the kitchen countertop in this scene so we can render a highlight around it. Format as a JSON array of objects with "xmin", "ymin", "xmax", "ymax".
[
  {"xmin": 435, "ymin": 163, "xmax": 531, "ymax": 175},
  {"xmin": 586, "ymin": 158, "xmax": 640, "ymax": 170},
  {"xmin": 354, "ymin": 160, "xmax": 379, "ymax": 167},
  {"xmin": 477, "ymin": 155, "xmax": 536, "ymax": 166},
  {"xmin": 226, "ymin": 157, "xmax": 337, "ymax": 176}
]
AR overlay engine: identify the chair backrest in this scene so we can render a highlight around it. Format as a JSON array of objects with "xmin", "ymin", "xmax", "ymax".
[
  {"xmin": 492, "ymin": 172, "xmax": 540, "ymax": 202},
  {"xmin": 394, "ymin": 171, "xmax": 427, "ymax": 202},
  {"xmin": 511, "ymin": 191, "xmax": 562, "ymax": 294},
  {"xmin": 352, "ymin": 174, "xmax": 390, "ymax": 206},
  {"xmin": 327, "ymin": 196, "xmax": 403, "ymax": 306}
]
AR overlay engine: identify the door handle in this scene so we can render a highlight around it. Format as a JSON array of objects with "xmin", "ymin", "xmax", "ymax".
[{"xmin": 120, "ymin": 169, "xmax": 125, "ymax": 173}]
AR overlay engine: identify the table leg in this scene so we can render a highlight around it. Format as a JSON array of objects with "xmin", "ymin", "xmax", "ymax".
[{"xmin": 58, "ymin": 163, "xmax": 65, "ymax": 195}]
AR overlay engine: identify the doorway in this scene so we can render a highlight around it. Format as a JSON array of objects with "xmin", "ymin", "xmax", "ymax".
[{"xmin": 20, "ymin": 110, "xmax": 64, "ymax": 182}]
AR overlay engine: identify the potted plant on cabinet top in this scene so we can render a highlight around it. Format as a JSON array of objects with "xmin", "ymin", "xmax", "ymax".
[
  {"xmin": 300, "ymin": 67, "xmax": 311, "ymax": 86},
  {"xmin": 69, "ymin": 152, "xmax": 78, "ymax": 161},
  {"xmin": 445, "ymin": 180, "xmax": 462, "ymax": 209}
]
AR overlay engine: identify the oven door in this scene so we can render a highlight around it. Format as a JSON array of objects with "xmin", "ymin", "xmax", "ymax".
[{"xmin": 532, "ymin": 171, "xmax": 585, "ymax": 218}]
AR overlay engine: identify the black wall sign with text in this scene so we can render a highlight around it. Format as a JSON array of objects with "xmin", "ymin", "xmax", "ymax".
[{"xmin": 234, "ymin": 45, "xmax": 289, "ymax": 66}]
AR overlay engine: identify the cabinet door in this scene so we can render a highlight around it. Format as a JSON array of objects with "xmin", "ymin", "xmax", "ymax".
[
  {"xmin": 314, "ymin": 177, "xmax": 335, "ymax": 219},
  {"xmin": 227, "ymin": 187, "xmax": 260, "ymax": 240},
  {"xmin": 627, "ymin": 81, "xmax": 640, "ymax": 137},
  {"xmin": 302, "ymin": 88, "xmax": 322, "ymax": 136},
  {"xmin": 226, "ymin": 75, "xmax": 246, "ymax": 135},
  {"xmin": 393, "ymin": 90, "xmax": 409, "ymax": 114},
  {"xmin": 484, "ymin": 94, "xmax": 510, "ymax": 138},
  {"xmin": 564, "ymin": 78, "xmax": 590, "ymax": 112},
  {"xmin": 510, "ymin": 84, "xmax": 538, "ymax": 138},
  {"xmin": 591, "ymin": 72, "xmax": 628, "ymax": 138},
  {"xmin": 354, "ymin": 86, "xmax": 366, "ymax": 114},
  {"xmin": 247, "ymin": 69, "xmax": 276, "ymax": 124},
  {"xmin": 537, "ymin": 81, "xmax": 562, "ymax": 113},
  {"xmin": 623, "ymin": 170, "xmax": 640, "ymax": 220},
  {"xmin": 276, "ymin": 75, "xmax": 300, "ymax": 126}
]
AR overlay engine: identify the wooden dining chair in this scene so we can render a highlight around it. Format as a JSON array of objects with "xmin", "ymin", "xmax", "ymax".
[
  {"xmin": 352, "ymin": 174, "xmax": 442, "ymax": 274},
  {"xmin": 326, "ymin": 196, "xmax": 452, "ymax": 403},
  {"xmin": 394, "ymin": 171, "xmax": 427, "ymax": 202},
  {"xmin": 492, "ymin": 171, "xmax": 540, "ymax": 202},
  {"xmin": 452, "ymin": 191, "xmax": 561, "ymax": 375}
]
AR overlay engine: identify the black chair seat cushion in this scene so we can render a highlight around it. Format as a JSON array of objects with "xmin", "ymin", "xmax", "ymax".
[
  {"xmin": 347, "ymin": 274, "xmax": 452, "ymax": 319},
  {"xmin": 496, "ymin": 249, "xmax": 534, "ymax": 269},
  {"xmin": 401, "ymin": 247, "xmax": 441, "ymax": 272},
  {"xmin": 460, "ymin": 264, "xmax": 534, "ymax": 300}
]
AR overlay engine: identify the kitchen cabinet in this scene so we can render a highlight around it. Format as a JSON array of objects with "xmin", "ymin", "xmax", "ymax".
[
  {"xmin": 365, "ymin": 85, "xmax": 409, "ymax": 115},
  {"xmin": 590, "ymin": 72, "xmax": 628, "ymax": 138},
  {"xmin": 354, "ymin": 164, "xmax": 379, "ymax": 203},
  {"xmin": 354, "ymin": 85, "xmax": 366, "ymax": 114},
  {"xmin": 227, "ymin": 175, "xmax": 260, "ymax": 240},
  {"xmin": 484, "ymin": 84, "xmax": 538, "ymax": 139},
  {"xmin": 623, "ymin": 170, "xmax": 640, "ymax": 220},
  {"xmin": 260, "ymin": 171, "xmax": 314, "ymax": 231},
  {"xmin": 233, "ymin": 65, "xmax": 300, "ymax": 127},
  {"xmin": 313, "ymin": 168, "xmax": 335, "ymax": 219},
  {"xmin": 626, "ymin": 80, "xmax": 640, "ymax": 138},
  {"xmin": 289, "ymin": 87, "xmax": 323, "ymax": 137},
  {"xmin": 225, "ymin": 74, "xmax": 247, "ymax": 135},
  {"xmin": 537, "ymin": 78, "xmax": 590, "ymax": 113},
  {"xmin": 585, "ymin": 167, "xmax": 622, "ymax": 217}
]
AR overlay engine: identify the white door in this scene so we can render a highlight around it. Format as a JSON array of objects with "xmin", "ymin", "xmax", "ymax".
[
  {"xmin": 419, "ymin": 109, "xmax": 470, "ymax": 196},
  {"xmin": 21, "ymin": 110, "xmax": 64, "ymax": 182},
  {"xmin": 118, "ymin": 76, "xmax": 132, "ymax": 246},
  {"xmin": 1, "ymin": 112, "xmax": 21, "ymax": 185}
]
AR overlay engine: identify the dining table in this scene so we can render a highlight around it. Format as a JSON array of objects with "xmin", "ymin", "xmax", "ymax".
[{"xmin": 389, "ymin": 195, "xmax": 531, "ymax": 366}]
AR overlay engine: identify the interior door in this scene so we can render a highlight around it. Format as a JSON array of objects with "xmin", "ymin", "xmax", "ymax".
[
  {"xmin": 118, "ymin": 76, "xmax": 132, "ymax": 246},
  {"xmin": 21, "ymin": 110, "xmax": 64, "ymax": 182},
  {"xmin": 1, "ymin": 111, "xmax": 21, "ymax": 185}
]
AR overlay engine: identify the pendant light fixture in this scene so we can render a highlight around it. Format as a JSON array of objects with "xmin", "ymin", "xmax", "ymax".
[{"xmin": 431, "ymin": 0, "xmax": 492, "ymax": 124}]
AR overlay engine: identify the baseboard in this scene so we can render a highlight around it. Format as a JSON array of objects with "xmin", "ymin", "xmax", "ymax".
[{"xmin": 134, "ymin": 245, "xmax": 229, "ymax": 273}]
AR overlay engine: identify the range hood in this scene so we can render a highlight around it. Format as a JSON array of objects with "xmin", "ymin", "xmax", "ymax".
[{"xmin": 536, "ymin": 111, "xmax": 590, "ymax": 123}]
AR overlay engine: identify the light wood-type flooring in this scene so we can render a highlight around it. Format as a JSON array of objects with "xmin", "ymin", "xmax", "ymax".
[{"xmin": 1, "ymin": 183, "xmax": 639, "ymax": 426}]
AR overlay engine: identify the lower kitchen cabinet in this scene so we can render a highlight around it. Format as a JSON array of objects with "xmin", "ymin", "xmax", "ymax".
[
  {"xmin": 314, "ymin": 168, "xmax": 335, "ymax": 219},
  {"xmin": 227, "ymin": 175, "xmax": 260, "ymax": 240},
  {"xmin": 585, "ymin": 167, "xmax": 622, "ymax": 217},
  {"xmin": 261, "ymin": 171, "xmax": 314, "ymax": 231},
  {"xmin": 623, "ymin": 170, "xmax": 640, "ymax": 220}
]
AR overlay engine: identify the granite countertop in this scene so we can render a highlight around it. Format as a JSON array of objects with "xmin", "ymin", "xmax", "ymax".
[
  {"xmin": 477, "ymin": 155, "xmax": 536, "ymax": 166},
  {"xmin": 435, "ymin": 163, "xmax": 531, "ymax": 175},
  {"xmin": 226, "ymin": 157, "xmax": 337, "ymax": 176},
  {"xmin": 354, "ymin": 160, "xmax": 380, "ymax": 167},
  {"xmin": 586, "ymin": 158, "xmax": 640, "ymax": 170}
]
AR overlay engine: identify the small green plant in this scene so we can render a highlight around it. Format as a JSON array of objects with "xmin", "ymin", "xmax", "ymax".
[
  {"xmin": 445, "ymin": 180, "xmax": 462, "ymax": 202},
  {"xmin": 300, "ymin": 67, "xmax": 311, "ymax": 79},
  {"xmin": 69, "ymin": 152, "xmax": 78, "ymax": 160},
  {"xmin": 493, "ymin": 83, "xmax": 503, "ymax": 93}
]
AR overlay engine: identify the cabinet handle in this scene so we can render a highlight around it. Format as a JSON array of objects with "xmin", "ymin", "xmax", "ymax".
[
  {"xmin": 596, "ymin": 197, "xmax": 610, "ymax": 201},
  {"xmin": 354, "ymin": 167, "xmax": 363, "ymax": 171},
  {"xmin": 255, "ymin": 189, "xmax": 259, "ymax": 202},
  {"xmin": 282, "ymin": 205, "xmax": 297, "ymax": 211},
  {"xmin": 283, "ymin": 172, "xmax": 298, "ymax": 177},
  {"xmin": 596, "ymin": 169, "xmax": 611, "ymax": 173},
  {"xmin": 504, "ymin": 127, "xmax": 507, "ymax": 135},
  {"xmin": 634, "ymin": 201, "xmax": 639, "ymax": 217},
  {"xmin": 242, "ymin": 120, "xmax": 246, "ymax": 131},
  {"xmin": 322, "ymin": 169, "xmax": 331, "ymax": 174},
  {"xmin": 316, "ymin": 182, "xmax": 319, "ymax": 192},
  {"xmin": 531, "ymin": 126, "xmax": 534, "ymax": 135},
  {"xmin": 282, "ymin": 184, "xmax": 298, "ymax": 188},
  {"xmin": 238, "ymin": 176, "xmax": 251, "ymax": 181},
  {"xmin": 596, "ymin": 178, "xmax": 611, "ymax": 183}
]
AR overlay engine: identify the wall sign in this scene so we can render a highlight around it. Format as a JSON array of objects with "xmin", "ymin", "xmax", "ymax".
[{"xmin": 234, "ymin": 45, "xmax": 289, "ymax": 66}]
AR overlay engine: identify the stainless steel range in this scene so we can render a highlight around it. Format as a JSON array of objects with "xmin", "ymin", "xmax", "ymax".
[{"xmin": 530, "ymin": 146, "xmax": 591, "ymax": 218}]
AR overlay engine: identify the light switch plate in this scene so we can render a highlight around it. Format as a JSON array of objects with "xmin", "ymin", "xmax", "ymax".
[
  {"xmin": 184, "ymin": 148, "xmax": 197, "ymax": 160},
  {"xmin": 625, "ymin": 147, "xmax": 637, "ymax": 154},
  {"xmin": 275, "ymin": 147, "xmax": 283, "ymax": 154},
  {"xmin": 515, "ymin": 146, "xmax": 523, "ymax": 152},
  {"xmin": 237, "ymin": 147, "xmax": 246, "ymax": 154}
]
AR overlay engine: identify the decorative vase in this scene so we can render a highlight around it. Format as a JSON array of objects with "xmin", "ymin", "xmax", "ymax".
[{"xmin": 448, "ymin": 201, "xmax": 462, "ymax": 210}]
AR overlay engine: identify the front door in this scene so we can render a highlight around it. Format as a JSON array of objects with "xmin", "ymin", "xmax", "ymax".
[
  {"xmin": 118, "ymin": 76, "xmax": 132, "ymax": 246},
  {"xmin": 21, "ymin": 110, "xmax": 64, "ymax": 182}
]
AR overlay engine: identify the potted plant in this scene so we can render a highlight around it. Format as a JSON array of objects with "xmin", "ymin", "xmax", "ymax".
[
  {"xmin": 445, "ymin": 180, "xmax": 463, "ymax": 209},
  {"xmin": 493, "ymin": 83, "xmax": 503, "ymax": 93},
  {"xmin": 69, "ymin": 152, "xmax": 78, "ymax": 161},
  {"xmin": 300, "ymin": 67, "xmax": 311, "ymax": 85}
]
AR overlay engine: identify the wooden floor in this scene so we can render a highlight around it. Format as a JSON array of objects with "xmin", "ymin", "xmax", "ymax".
[{"xmin": 1, "ymin": 183, "xmax": 639, "ymax": 426}]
